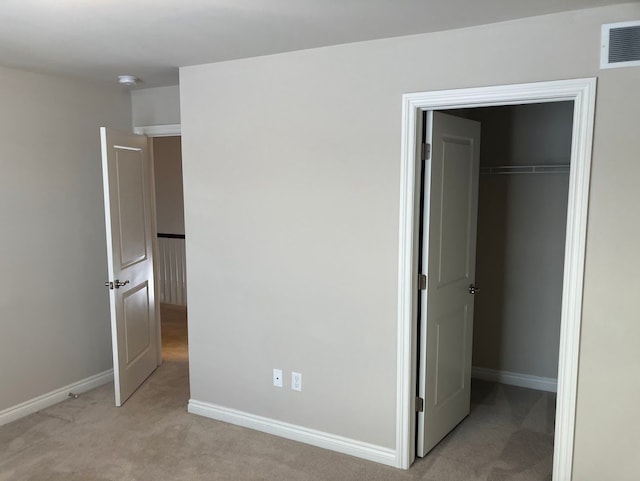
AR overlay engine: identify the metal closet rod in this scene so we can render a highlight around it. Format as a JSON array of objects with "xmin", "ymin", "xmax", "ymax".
[{"xmin": 480, "ymin": 164, "xmax": 570, "ymax": 175}]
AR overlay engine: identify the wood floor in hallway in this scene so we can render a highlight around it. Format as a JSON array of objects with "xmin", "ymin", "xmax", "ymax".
[{"xmin": 160, "ymin": 303, "xmax": 189, "ymax": 362}]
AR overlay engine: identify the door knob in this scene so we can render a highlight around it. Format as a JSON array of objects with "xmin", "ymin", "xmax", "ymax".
[
  {"xmin": 468, "ymin": 284, "xmax": 480, "ymax": 295},
  {"xmin": 114, "ymin": 279, "xmax": 130, "ymax": 289}
]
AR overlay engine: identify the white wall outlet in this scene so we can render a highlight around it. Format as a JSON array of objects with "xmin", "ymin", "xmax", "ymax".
[
  {"xmin": 273, "ymin": 368, "xmax": 283, "ymax": 388},
  {"xmin": 291, "ymin": 372, "xmax": 302, "ymax": 392}
]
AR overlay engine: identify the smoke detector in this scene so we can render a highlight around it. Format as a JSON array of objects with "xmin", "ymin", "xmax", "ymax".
[{"xmin": 118, "ymin": 75, "xmax": 140, "ymax": 87}]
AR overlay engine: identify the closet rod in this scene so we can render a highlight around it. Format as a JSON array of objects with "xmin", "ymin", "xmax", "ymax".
[{"xmin": 480, "ymin": 164, "xmax": 570, "ymax": 175}]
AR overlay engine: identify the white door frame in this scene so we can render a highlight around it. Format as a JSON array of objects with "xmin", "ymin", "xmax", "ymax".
[
  {"xmin": 133, "ymin": 124, "xmax": 183, "ymax": 365},
  {"xmin": 133, "ymin": 124, "xmax": 182, "ymax": 138},
  {"xmin": 395, "ymin": 78, "xmax": 596, "ymax": 479}
]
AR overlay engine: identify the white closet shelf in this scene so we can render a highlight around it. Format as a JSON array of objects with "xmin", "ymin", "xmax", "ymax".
[{"xmin": 480, "ymin": 164, "xmax": 570, "ymax": 175}]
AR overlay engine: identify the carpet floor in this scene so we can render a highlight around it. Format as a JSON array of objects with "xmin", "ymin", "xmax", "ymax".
[{"xmin": 0, "ymin": 306, "xmax": 555, "ymax": 480}]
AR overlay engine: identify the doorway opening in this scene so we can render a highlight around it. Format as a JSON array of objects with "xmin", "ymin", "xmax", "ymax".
[
  {"xmin": 414, "ymin": 101, "xmax": 573, "ymax": 478},
  {"xmin": 151, "ymin": 135, "xmax": 189, "ymax": 365},
  {"xmin": 395, "ymin": 79, "xmax": 596, "ymax": 480},
  {"xmin": 150, "ymin": 135, "xmax": 189, "ymax": 362},
  {"xmin": 101, "ymin": 124, "xmax": 188, "ymax": 406}
]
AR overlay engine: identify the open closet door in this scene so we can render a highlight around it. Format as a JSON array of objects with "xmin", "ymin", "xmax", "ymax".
[
  {"xmin": 417, "ymin": 112, "xmax": 481, "ymax": 456},
  {"xmin": 100, "ymin": 128, "xmax": 158, "ymax": 406}
]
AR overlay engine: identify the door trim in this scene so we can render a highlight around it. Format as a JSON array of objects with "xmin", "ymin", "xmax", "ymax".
[
  {"xmin": 395, "ymin": 78, "xmax": 596, "ymax": 479},
  {"xmin": 134, "ymin": 124, "xmax": 182, "ymax": 137}
]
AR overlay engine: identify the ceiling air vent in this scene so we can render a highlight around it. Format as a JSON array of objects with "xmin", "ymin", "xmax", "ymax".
[{"xmin": 601, "ymin": 21, "xmax": 640, "ymax": 69}]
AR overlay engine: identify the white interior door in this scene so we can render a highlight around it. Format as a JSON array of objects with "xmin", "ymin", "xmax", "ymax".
[
  {"xmin": 417, "ymin": 111, "xmax": 481, "ymax": 456},
  {"xmin": 101, "ymin": 128, "xmax": 158, "ymax": 406}
]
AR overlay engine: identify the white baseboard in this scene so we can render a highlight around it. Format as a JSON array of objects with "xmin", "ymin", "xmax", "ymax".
[
  {"xmin": 0, "ymin": 369, "xmax": 114, "ymax": 427},
  {"xmin": 188, "ymin": 399, "xmax": 397, "ymax": 467},
  {"xmin": 472, "ymin": 366, "xmax": 557, "ymax": 393}
]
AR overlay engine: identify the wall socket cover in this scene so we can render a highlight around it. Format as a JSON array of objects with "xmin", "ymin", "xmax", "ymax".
[
  {"xmin": 291, "ymin": 372, "xmax": 302, "ymax": 391},
  {"xmin": 273, "ymin": 368, "xmax": 283, "ymax": 388}
]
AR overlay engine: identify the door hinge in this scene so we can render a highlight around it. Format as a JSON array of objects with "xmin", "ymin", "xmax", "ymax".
[
  {"xmin": 418, "ymin": 274, "xmax": 427, "ymax": 290},
  {"xmin": 415, "ymin": 396, "xmax": 424, "ymax": 412},
  {"xmin": 421, "ymin": 142, "xmax": 431, "ymax": 161}
]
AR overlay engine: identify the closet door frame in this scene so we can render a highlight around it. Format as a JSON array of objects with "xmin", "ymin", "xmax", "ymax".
[{"xmin": 395, "ymin": 78, "xmax": 596, "ymax": 481}]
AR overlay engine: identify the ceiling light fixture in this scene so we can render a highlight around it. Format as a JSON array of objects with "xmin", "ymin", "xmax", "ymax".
[{"xmin": 118, "ymin": 75, "xmax": 140, "ymax": 87}]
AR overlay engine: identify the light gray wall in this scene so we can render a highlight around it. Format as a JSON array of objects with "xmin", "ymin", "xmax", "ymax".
[
  {"xmin": 179, "ymin": 3, "xmax": 640, "ymax": 479},
  {"xmin": 153, "ymin": 136, "xmax": 185, "ymax": 235},
  {"xmin": 0, "ymin": 66, "xmax": 132, "ymax": 411},
  {"xmin": 575, "ymin": 64, "xmax": 640, "ymax": 481},
  {"xmin": 131, "ymin": 85, "xmax": 180, "ymax": 127},
  {"xmin": 468, "ymin": 103, "xmax": 572, "ymax": 379}
]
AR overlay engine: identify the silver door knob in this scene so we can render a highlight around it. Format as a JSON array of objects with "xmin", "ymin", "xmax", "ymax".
[
  {"xmin": 468, "ymin": 284, "xmax": 480, "ymax": 295},
  {"xmin": 114, "ymin": 279, "xmax": 130, "ymax": 289}
]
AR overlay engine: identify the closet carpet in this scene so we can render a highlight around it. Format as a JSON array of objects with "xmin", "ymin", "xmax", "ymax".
[{"xmin": 0, "ymin": 307, "xmax": 555, "ymax": 481}]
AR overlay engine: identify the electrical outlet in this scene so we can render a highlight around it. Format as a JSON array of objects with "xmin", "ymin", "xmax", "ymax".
[
  {"xmin": 291, "ymin": 372, "xmax": 302, "ymax": 392},
  {"xmin": 273, "ymin": 368, "xmax": 283, "ymax": 387}
]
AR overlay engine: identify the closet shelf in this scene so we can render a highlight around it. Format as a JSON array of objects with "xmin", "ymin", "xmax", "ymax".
[{"xmin": 480, "ymin": 164, "xmax": 570, "ymax": 175}]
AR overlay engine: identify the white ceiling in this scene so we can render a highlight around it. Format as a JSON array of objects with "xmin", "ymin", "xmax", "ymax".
[{"xmin": 0, "ymin": 0, "xmax": 625, "ymax": 88}]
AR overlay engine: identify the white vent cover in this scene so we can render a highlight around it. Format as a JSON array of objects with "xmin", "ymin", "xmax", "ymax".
[{"xmin": 601, "ymin": 21, "xmax": 640, "ymax": 69}]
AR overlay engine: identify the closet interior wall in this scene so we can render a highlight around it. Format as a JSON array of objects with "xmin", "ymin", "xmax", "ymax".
[{"xmin": 449, "ymin": 102, "xmax": 574, "ymax": 383}]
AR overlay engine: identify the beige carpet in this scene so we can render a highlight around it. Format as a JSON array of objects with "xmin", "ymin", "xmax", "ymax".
[{"xmin": 0, "ymin": 306, "xmax": 555, "ymax": 481}]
